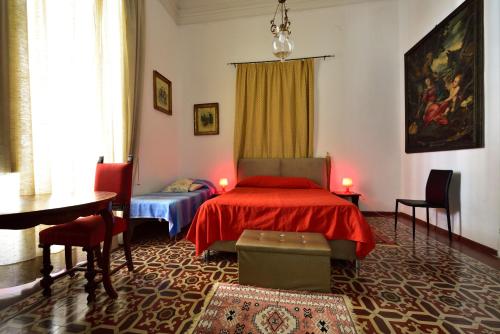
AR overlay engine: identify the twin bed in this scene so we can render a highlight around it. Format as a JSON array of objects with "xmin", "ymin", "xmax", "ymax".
[
  {"xmin": 186, "ymin": 158, "xmax": 375, "ymax": 261},
  {"xmin": 130, "ymin": 180, "xmax": 215, "ymax": 237}
]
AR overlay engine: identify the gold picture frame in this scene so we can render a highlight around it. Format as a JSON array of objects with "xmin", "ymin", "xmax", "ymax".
[
  {"xmin": 194, "ymin": 103, "xmax": 219, "ymax": 135},
  {"xmin": 153, "ymin": 70, "xmax": 172, "ymax": 115}
]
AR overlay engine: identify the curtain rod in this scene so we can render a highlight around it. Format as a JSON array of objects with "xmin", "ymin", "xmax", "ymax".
[{"xmin": 227, "ymin": 54, "xmax": 334, "ymax": 66}]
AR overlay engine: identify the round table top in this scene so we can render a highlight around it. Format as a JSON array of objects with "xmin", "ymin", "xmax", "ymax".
[{"xmin": 0, "ymin": 191, "xmax": 116, "ymax": 229}]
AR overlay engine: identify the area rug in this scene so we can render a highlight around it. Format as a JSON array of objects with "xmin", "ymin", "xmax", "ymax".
[{"xmin": 188, "ymin": 283, "xmax": 359, "ymax": 334}]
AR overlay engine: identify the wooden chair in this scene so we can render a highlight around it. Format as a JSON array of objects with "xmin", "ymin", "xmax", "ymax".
[
  {"xmin": 395, "ymin": 169, "xmax": 453, "ymax": 241},
  {"xmin": 39, "ymin": 156, "xmax": 134, "ymax": 303}
]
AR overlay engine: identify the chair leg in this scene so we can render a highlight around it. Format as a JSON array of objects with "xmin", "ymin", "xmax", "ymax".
[
  {"xmin": 40, "ymin": 245, "xmax": 54, "ymax": 297},
  {"xmin": 84, "ymin": 247, "xmax": 96, "ymax": 303},
  {"xmin": 426, "ymin": 207, "xmax": 430, "ymax": 231},
  {"xmin": 394, "ymin": 201, "xmax": 399, "ymax": 230},
  {"xmin": 94, "ymin": 247, "xmax": 104, "ymax": 269},
  {"xmin": 412, "ymin": 206, "xmax": 416, "ymax": 240},
  {"xmin": 123, "ymin": 230, "xmax": 134, "ymax": 272},
  {"xmin": 446, "ymin": 207, "xmax": 452, "ymax": 242},
  {"xmin": 64, "ymin": 246, "xmax": 75, "ymax": 278},
  {"xmin": 127, "ymin": 220, "xmax": 136, "ymax": 242}
]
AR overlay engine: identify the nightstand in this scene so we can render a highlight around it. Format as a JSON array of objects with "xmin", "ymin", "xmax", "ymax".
[
  {"xmin": 210, "ymin": 193, "xmax": 222, "ymax": 199},
  {"xmin": 332, "ymin": 191, "xmax": 361, "ymax": 207}
]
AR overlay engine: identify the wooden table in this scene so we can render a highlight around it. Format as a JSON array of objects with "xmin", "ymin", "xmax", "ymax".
[
  {"xmin": 332, "ymin": 191, "xmax": 361, "ymax": 207},
  {"xmin": 0, "ymin": 191, "xmax": 118, "ymax": 299}
]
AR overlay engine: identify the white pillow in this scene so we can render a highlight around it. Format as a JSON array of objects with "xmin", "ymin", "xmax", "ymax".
[
  {"xmin": 189, "ymin": 183, "xmax": 204, "ymax": 191},
  {"xmin": 162, "ymin": 178, "xmax": 194, "ymax": 192}
]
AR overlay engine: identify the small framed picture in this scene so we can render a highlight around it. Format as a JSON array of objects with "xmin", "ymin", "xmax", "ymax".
[
  {"xmin": 194, "ymin": 103, "xmax": 219, "ymax": 136},
  {"xmin": 153, "ymin": 70, "xmax": 172, "ymax": 115}
]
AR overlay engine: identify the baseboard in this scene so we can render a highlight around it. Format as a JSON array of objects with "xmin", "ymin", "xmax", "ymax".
[
  {"xmin": 393, "ymin": 212, "xmax": 497, "ymax": 257},
  {"xmin": 361, "ymin": 211, "xmax": 394, "ymax": 217}
]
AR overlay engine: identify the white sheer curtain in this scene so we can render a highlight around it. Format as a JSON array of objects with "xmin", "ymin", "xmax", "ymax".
[
  {"xmin": 0, "ymin": 0, "xmax": 126, "ymax": 265},
  {"xmin": 27, "ymin": 0, "xmax": 124, "ymax": 195}
]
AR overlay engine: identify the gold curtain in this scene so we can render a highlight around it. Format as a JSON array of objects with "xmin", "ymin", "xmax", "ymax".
[
  {"xmin": 0, "ymin": 0, "xmax": 34, "ymax": 193},
  {"xmin": 121, "ymin": 0, "xmax": 144, "ymax": 161},
  {"xmin": 96, "ymin": 0, "xmax": 143, "ymax": 162},
  {"xmin": 0, "ymin": 0, "xmax": 9, "ymax": 174},
  {"xmin": 0, "ymin": 0, "xmax": 39, "ymax": 265},
  {"xmin": 234, "ymin": 59, "xmax": 314, "ymax": 160}
]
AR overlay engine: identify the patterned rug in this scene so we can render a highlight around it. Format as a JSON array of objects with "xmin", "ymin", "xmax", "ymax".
[
  {"xmin": 188, "ymin": 283, "xmax": 359, "ymax": 334},
  {"xmin": 0, "ymin": 216, "xmax": 499, "ymax": 333}
]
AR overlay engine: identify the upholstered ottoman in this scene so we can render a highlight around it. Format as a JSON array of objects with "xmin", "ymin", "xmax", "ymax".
[{"xmin": 236, "ymin": 230, "xmax": 331, "ymax": 293}]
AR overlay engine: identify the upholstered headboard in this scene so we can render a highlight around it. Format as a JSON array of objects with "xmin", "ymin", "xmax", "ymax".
[{"xmin": 237, "ymin": 157, "xmax": 331, "ymax": 190}]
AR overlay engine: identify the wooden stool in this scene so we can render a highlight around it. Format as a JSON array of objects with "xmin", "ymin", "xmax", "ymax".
[{"xmin": 236, "ymin": 230, "xmax": 331, "ymax": 293}]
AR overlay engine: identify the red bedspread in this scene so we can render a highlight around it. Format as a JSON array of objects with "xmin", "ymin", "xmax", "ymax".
[{"xmin": 186, "ymin": 187, "xmax": 375, "ymax": 258}]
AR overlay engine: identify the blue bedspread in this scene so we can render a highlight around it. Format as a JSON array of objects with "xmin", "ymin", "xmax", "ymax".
[{"xmin": 130, "ymin": 188, "xmax": 212, "ymax": 237}]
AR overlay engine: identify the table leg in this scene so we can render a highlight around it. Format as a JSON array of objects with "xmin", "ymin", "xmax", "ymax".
[
  {"xmin": 352, "ymin": 195, "xmax": 359, "ymax": 208},
  {"xmin": 40, "ymin": 245, "xmax": 54, "ymax": 296},
  {"xmin": 100, "ymin": 207, "xmax": 118, "ymax": 299}
]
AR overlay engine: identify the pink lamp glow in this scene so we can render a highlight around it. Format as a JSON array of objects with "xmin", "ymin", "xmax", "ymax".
[
  {"xmin": 342, "ymin": 177, "xmax": 353, "ymax": 193},
  {"xmin": 219, "ymin": 178, "xmax": 229, "ymax": 192}
]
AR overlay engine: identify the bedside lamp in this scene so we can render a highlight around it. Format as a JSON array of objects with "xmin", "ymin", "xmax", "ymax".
[
  {"xmin": 219, "ymin": 178, "xmax": 229, "ymax": 193},
  {"xmin": 342, "ymin": 178, "xmax": 352, "ymax": 193}
]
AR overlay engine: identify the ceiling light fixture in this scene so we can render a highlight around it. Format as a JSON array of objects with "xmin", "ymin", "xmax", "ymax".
[{"xmin": 270, "ymin": 0, "xmax": 294, "ymax": 61}]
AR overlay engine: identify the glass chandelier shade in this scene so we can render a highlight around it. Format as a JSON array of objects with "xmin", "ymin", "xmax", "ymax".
[
  {"xmin": 270, "ymin": 0, "xmax": 294, "ymax": 61},
  {"xmin": 272, "ymin": 30, "xmax": 294, "ymax": 61}
]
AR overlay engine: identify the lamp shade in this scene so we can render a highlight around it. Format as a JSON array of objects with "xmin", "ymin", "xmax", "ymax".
[
  {"xmin": 342, "ymin": 178, "xmax": 352, "ymax": 192},
  {"xmin": 272, "ymin": 30, "xmax": 294, "ymax": 61},
  {"xmin": 219, "ymin": 178, "xmax": 229, "ymax": 187},
  {"xmin": 342, "ymin": 178, "xmax": 353, "ymax": 187}
]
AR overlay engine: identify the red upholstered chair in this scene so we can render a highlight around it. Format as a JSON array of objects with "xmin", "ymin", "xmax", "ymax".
[{"xmin": 39, "ymin": 156, "xmax": 134, "ymax": 302}]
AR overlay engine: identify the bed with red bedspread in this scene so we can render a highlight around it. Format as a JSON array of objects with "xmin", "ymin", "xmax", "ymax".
[{"xmin": 186, "ymin": 176, "xmax": 375, "ymax": 259}]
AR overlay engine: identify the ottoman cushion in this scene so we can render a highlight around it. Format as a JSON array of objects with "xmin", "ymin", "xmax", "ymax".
[{"xmin": 236, "ymin": 230, "xmax": 331, "ymax": 292}]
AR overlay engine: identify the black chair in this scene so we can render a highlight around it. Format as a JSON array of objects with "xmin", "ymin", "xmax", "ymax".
[{"xmin": 395, "ymin": 169, "xmax": 453, "ymax": 241}]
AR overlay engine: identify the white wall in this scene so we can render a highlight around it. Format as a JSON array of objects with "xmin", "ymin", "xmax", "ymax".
[
  {"xmin": 136, "ymin": 0, "xmax": 499, "ymax": 251},
  {"xmin": 177, "ymin": 0, "xmax": 401, "ymax": 211},
  {"xmin": 133, "ymin": 0, "xmax": 182, "ymax": 195},
  {"xmin": 398, "ymin": 0, "xmax": 500, "ymax": 251}
]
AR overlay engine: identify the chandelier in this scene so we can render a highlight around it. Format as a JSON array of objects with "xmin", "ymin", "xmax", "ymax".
[{"xmin": 270, "ymin": 0, "xmax": 294, "ymax": 61}]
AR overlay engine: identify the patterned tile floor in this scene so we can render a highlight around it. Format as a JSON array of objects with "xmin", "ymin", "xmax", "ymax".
[{"xmin": 0, "ymin": 217, "xmax": 499, "ymax": 333}]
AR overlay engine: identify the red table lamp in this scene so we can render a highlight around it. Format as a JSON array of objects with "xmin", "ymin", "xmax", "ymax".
[
  {"xmin": 342, "ymin": 177, "xmax": 352, "ymax": 193},
  {"xmin": 219, "ymin": 178, "xmax": 229, "ymax": 193}
]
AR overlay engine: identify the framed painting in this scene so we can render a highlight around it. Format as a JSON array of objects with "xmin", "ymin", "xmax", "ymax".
[
  {"xmin": 153, "ymin": 70, "xmax": 172, "ymax": 115},
  {"xmin": 404, "ymin": 0, "xmax": 483, "ymax": 153},
  {"xmin": 194, "ymin": 103, "xmax": 219, "ymax": 135}
]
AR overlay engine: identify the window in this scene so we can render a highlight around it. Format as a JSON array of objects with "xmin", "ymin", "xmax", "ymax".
[{"xmin": 0, "ymin": 0, "xmax": 129, "ymax": 265}]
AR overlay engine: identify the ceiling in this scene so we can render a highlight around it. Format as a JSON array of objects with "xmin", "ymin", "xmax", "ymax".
[{"xmin": 159, "ymin": 0, "xmax": 378, "ymax": 25}]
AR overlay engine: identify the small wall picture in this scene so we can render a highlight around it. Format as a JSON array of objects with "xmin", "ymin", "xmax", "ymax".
[
  {"xmin": 194, "ymin": 103, "xmax": 219, "ymax": 135},
  {"xmin": 153, "ymin": 70, "xmax": 172, "ymax": 115}
]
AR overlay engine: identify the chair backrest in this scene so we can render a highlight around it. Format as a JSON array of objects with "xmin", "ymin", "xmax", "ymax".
[
  {"xmin": 425, "ymin": 169, "xmax": 453, "ymax": 207},
  {"xmin": 94, "ymin": 156, "xmax": 134, "ymax": 210}
]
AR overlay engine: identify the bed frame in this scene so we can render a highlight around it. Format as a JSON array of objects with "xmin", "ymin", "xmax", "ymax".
[{"xmin": 207, "ymin": 156, "xmax": 357, "ymax": 261}]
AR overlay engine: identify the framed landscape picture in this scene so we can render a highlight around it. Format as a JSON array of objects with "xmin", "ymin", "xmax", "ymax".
[
  {"xmin": 194, "ymin": 103, "xmax": 219, "ymax": 135},
  {"xmin": 153, "ymin": 70, "xmax": 172, "ymax": 115},
  {"xmin": 404, "ymin": 0, "xmax": 483, "ymax": 153}
]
